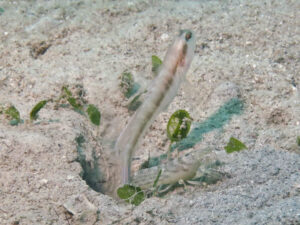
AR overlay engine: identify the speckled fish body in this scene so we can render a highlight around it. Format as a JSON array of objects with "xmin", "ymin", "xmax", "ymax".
[{"xmin": 115, "ymin": 30, "xmax": 196, "ymax": 184}]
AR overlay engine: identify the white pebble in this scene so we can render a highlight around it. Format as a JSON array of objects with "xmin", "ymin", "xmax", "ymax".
[{"xmin": 161, "ymin": 33, "xmax": 169, "ymax": 41}]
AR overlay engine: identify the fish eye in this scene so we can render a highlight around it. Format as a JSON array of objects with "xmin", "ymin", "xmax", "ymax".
[{"xmin": 185, "ymin": 31, "xmax": 192, "ymax": 41}]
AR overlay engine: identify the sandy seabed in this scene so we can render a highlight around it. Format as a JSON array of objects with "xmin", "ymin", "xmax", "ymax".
[{"xmin": 0, "ymin": 0, "xmax": 299, "ymax": 224}]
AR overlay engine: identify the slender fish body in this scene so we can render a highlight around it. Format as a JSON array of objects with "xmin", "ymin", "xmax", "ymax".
[{"xmin": 115, "ymin": 30, "xmax": 196, "ymax": 184}]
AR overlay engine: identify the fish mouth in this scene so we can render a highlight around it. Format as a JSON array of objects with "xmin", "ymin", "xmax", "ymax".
[{"xmin": 179, "ymin": 29, "xmax": 193, "ymax": 41}]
